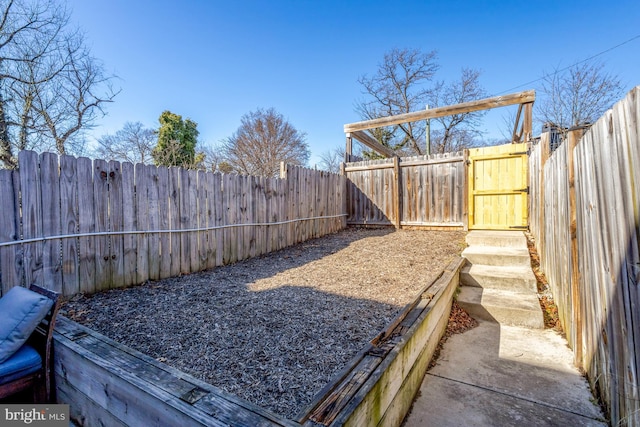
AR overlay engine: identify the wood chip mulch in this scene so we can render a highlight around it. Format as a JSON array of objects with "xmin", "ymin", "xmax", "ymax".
[{"xmin": 61, "ymin": 227, "xmax": 466, "ymax": 419}]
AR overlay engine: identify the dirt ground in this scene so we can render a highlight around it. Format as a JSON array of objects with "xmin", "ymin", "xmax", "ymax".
[{"xmin": 62, "ymin": 227, "xmax": 466, "ymax": 419}]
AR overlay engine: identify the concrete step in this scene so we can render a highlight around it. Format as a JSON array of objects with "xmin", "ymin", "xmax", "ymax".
[
  {"xmin": 462, "ymin": 246, "xmax": 531, "ymax": 268},
  {"xmin": 461, "ymin": 264, "xmax": 537, "ymax": 292},
  {"xmin": 465, "ymin": 230, "xmax": 526, "ymax": 248},
  {"xmin": 456, "ymin": 286, "xmax": 544, "ymax": 329}
]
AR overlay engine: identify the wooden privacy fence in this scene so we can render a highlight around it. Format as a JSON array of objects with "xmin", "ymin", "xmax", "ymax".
[
  {"xmin": 529, "ymin": 86, "xmax": 640, "ymax": 426},
  {"xmin": 0, "ymin": 151, "xmax": 346, "ymax": 297},
  {"xmin": 344, "ymin": 152, "xmax": 466, "ymax": 229}
]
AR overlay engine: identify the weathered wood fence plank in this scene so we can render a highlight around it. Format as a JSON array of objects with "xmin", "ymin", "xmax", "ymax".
[
  {"xmin": 1, "ymin": 157, "xmax": 346, "ymax": 298},
  {"xmin": 345, "ymin": 153, "xmax": 465, "ymax": 228},
  {"xmin": 530, "ymin": 86, "xmax": 640, "ymax": 426},
  {"xmin": 77, "ymin": 158, "xmax": 95, "ymax": 294},
  {"xmin": 40, "ymin": 152, "xmax": 62, "ymax": 293},
  {"xmin": 157, "ymin": 166, "xmax": 172, "ymax": 279},
  {"xmin": 147, "ymin": 165, "xmax": 161, "ymax": 281},
  {"xmin": 135, "ymin": 163, "xmax": 150, "ymax": 283},
  {"xmin": 58, "ymin": 155, "xmax": 78, "ymax": 296},
  {"xmin": 20, "ymin": 151, "xmax": 43, "ymax": 287},
  {"xmin": 0, "ymin": 169, "xmax": 21, "ymax": 294},
  {"xmin": 121, "ymin": 162, "xmax": 137, "ymax": 287},
  {"xmin": 108, "ymin": 160, "xmax": 125, "ymax": 289}
]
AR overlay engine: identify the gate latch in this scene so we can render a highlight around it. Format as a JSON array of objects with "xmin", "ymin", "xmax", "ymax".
[{"xmin": 516, "ymin": 187, "xmax": 530, "ymax": 194}]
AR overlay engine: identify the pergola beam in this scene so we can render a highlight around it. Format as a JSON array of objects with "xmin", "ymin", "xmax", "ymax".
[
  {"xmin": 344, "ymin": 90, "xmax": 535, "ymax": 133},
  {"xmin": 347, "ymin": 130, "xmax": 397, "ymax": 158}
]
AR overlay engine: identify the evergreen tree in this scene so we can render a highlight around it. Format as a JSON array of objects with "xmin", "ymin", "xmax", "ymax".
[{"xmin": 152, "ymin": 110, "xmax": 199, "ymax": 167}]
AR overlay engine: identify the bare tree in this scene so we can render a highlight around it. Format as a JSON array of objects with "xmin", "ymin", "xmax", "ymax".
[
  {"xmin": 194, "ymin": 143, "xmax": 225, "ymax": 172},
  {"xmin": 33, "ymin": 42, "xmax": 117, "ymax": 155},
  {"xmin": 222, "ymin": 108, "xmax": 309, "ymax": 177},
  {"xmin": 428, "ymin": 68, "xmax": 487, "ymax": 153},
  {"xmin": 0, "ymin": 0, "xmax": 117, "ymax": 169},
  {"xmin": 94, "ymin": 122, "xmax": 156, "ymax": 164},
  {"xmin": 538, "ymin": 61, "xmax": 624, "ymax": 129},
  {"xmin": 356, "ymin": 49, "xmax": 487, "ymax": 156},
  {"xmin": 318, "ymin": 146, "xmax": 345, "ymax": 173},
  {"xmin": 356, "ymin": 48, "xmax": 439, "ymax": 155}
]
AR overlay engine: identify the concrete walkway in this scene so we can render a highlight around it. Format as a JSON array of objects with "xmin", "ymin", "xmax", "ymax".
[{"xmin": 403, "ymin": 319, "xmax": 606, "ymax": 426}]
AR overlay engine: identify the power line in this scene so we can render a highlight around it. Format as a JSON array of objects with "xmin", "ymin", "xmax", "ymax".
[{"xmin": 495, "ymin": 33, "xmax": 640, "ymax": 95}]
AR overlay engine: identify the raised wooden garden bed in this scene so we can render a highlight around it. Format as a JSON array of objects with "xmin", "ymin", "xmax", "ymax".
[{"xmin": 54, "ymin": 256, "xmax": 464, "ymax": 426}]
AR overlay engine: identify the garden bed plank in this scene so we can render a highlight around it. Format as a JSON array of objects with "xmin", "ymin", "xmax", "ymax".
[
  {"xmin": 56, "ymin": 377, "xmax": 128, "ymax": 427},
  {"xmin": 55, "ymin": 316, "xmax": 298, "ymax": 427}
]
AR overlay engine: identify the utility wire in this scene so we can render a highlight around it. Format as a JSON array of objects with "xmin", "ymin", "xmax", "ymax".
[{"xmin": 495, "ymin": 34, "xmax": 640, "ymax": 95}]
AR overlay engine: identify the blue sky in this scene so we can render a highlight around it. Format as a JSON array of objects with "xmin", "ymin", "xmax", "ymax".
[{"xmin": 67, "ymin": 0, "xmax": 640, "ymax": 167}]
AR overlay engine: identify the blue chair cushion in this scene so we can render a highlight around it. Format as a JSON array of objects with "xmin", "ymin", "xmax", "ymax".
[
  {"xmin": 0, "ymin": 344, "xmax": 42, "ymax": 385},
  {"xmin": 0, "ymin": 286, "xmax": 53, "ymax": 364}
]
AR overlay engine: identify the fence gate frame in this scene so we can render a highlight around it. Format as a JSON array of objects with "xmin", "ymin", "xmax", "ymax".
[{"xmin": 467, "ymin": 142, "xmax": 530, "ymax": 230}]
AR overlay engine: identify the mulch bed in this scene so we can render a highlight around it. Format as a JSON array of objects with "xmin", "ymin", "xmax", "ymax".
[{"xmin": 61, "ymin": 227, "xmax": 466, "ymax": 419}]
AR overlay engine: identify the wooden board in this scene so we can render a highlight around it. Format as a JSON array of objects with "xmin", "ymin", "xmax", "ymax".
[
  {"xmin": 213, "ymin": 173, "xmax": 223, "ymax": 267},
  {"xmin": 0, "ymin": 169, "xmax": 21, "ymax": 295},
  {"xmin": 19, "ymin": 150, "xmax": 44, "ymax": 287},
  {"xmin": 93, "ymin": 159, "xmax": 111, "ymax": 291},
  {"xmin": 205, "ymin": 171, "xmax": 217, "ymax": 270},
  {"xmin": 168, "ymin": 167, "xmax": 182, "ymax": 277},
  {"xmin": 77, "ymin": 157, "xmax": 96, "ymax": 294},
  {"xmin": 157, "ymin": 166, "xmax": 172, "ymax": 279},
  {"xmin": 146, "ymin": 164, "xmax": 161, "ymax": 280},
  {"xmin": 108, "ymin": 161, "xmax": 125, "ymax": 288},
  {"xmin": 59, "ymin": 155, "xmax": 79, "ymax": 296},
  {"xmin": 121, "ymin": 162, "xmax": 137, "ymax": 287},
  {"xmin": 40, "ymin": 152, "xmax": 62, "ymax": 292},
  {"xmin": 197, "ymin": 170, "xmax": 209, "ymax": 270},
  {"xmin": 188, "ymin": 170, "xmax": 199, "ymax": 272},
  {"xmin": 135, "ymin": 163, "xmax": 150, "ymax": 283}
]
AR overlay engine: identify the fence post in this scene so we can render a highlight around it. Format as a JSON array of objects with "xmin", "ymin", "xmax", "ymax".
[
  {"xmin": 523, "ymin": 102, "xmax": 533, "ymax": 142},
  {"xmin": 538, "ymin": 133, "xmax": 551, "ymax": 258},
  {"xmin": 463, "ymin": 149, "xmax": 469, "ymax": 231},
  {"xmin": 345, "ymin": 133, "xmax": 353, "ymax": 163},
  {"xmin": 567, "ymin": 127, "xmax": 586, "ymax": 369},
  {"xmin": 393, "ymin": 156, "xmax": 402, "ymax": 229}
]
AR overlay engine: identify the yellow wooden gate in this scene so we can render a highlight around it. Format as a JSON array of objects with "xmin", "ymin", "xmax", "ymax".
[{"xmin": 468, "ymin": 142, "xmax": 529, "ymax": 230}]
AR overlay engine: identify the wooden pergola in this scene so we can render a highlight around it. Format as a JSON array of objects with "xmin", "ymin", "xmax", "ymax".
[{"xmin": 343, "ymin": 90, "xmax": 535, "ymax": 160}]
